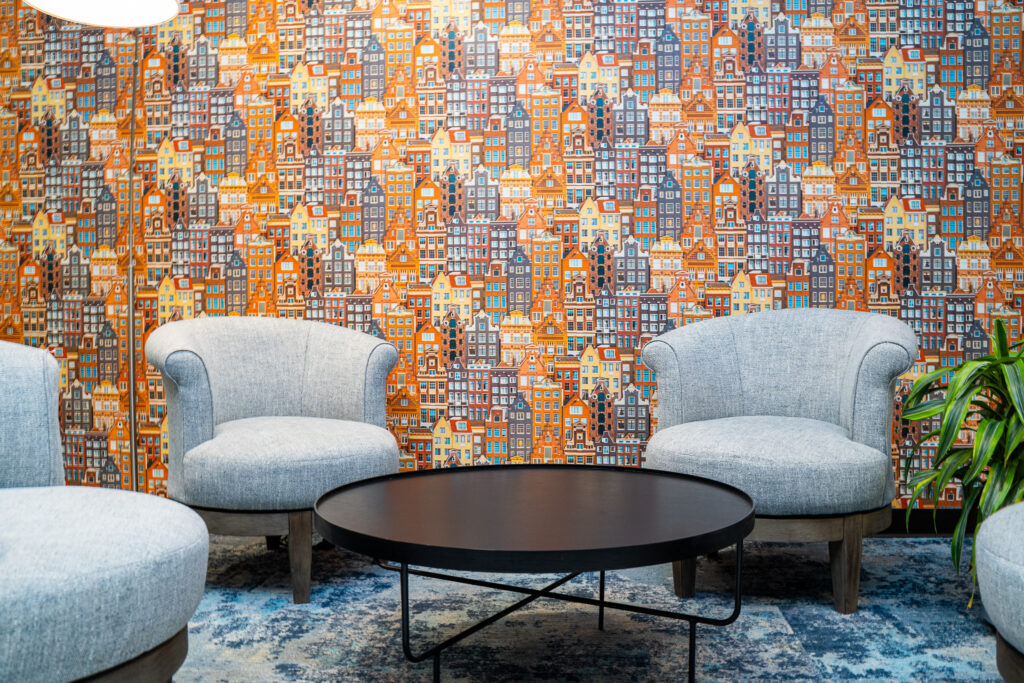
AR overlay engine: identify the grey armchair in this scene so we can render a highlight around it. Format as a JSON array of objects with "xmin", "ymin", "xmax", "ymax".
[
  {"xmin": 642, "ymin": 309, "xmax": 917, "ymax": 613},
  {"xmin": 145, "ymin": 316, "xmax": 400, "ymax": 603},
  {"xmin": 0, "ymin": 341, "xmax": 208, "ymax": 682}
]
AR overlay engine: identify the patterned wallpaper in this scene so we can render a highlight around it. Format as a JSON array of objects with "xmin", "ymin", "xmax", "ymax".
[{"xmin": 1, "ymin": 0, "xmax": 1020, "ymax": 508}]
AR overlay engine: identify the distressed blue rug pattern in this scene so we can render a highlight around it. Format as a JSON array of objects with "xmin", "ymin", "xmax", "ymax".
[{"xmin": 176, "ymin": 537, "xmax": 999, "ymax": 681}]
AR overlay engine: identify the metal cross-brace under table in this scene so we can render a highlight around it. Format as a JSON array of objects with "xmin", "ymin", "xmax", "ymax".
[{"xmin": 379, "ymin": 541, "xmax": 743, "ymax": 683}]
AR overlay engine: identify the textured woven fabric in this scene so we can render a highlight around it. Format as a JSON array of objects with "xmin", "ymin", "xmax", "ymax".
[
  {"xmin": 158, "ymin": 346, "xmax": 216, "ymax": 502},
  {"xmin": 976, "ymin": 502, "xmax": 1024, "ymax": 655},
  {"xmin": 181, "ymin": 416, "xmax": 399, "ymax": 510},
  {"xmin": 641, "ymin": 310, "xmax": 916, "ymax": 513},
  {"xmin": 146, "ymin": 317, "xmax": 398, "ymax": 427},
  {"xmin": 838, "ymin": 318, "xmax": 920, "ymax": 457},
  {"xmin": 145, "ymin": 317, "xmax": 399, "ymax": 509},
  {"xmin": 0, "ymin": 486, "xmax": 209, "ymax": 682},
  {"xmin": 645, "ymin": 416, "xmax": 893, "ymax": 516},
  {"xmin": 0, "ymin": 341, "xmax": 63, "ymax": 488},
  {"xmin": 642, "ymin": 309, "xmax": 916, "ymax": 431}
]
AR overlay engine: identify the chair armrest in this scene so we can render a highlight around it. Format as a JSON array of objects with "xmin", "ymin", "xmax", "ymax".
[
  {"xmin": 641, "ymin": 336, "xmax": 685, "ymax": 430},
  {"xmin": 0, "ymin": 341, "xmax": 63, "ymax": 487},
  {"xmin": 839, "ymin": 316, "xmax": 918, "ymax": 455},
  {"xmin": 640, "ymin": 321, "xmax": 741, "ymax": 429},
  {"xmin": 300, "ymin": 324, "xmax": 399, "ymax": 428},
  {"xmin": 145, "ymin": 327, "xmax": 215, "ymax": 486}
]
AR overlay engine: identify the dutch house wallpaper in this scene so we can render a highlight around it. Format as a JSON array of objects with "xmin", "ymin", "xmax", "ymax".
[{"xmin": 1, "ymin": 0, "xmax": 1020, "ymax": 508}]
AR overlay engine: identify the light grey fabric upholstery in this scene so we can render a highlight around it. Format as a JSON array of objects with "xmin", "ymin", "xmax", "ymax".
[
  {"xmin": 646, "ymin": 416, "xmax": 892, "ymax": 515},
  {"xmin": 0, "ymin": 341, "xmax": 62, "ymax": 488},
  {"xmin": 0, "ymin": 486, "xmax": 209, "ymax": 682},
  {"xmin": 642, "ymin": 309, "xmax": 916, "ymax": 515},
  {"xmin": 977, "ymin": 502, "xmax": 1024, "ymax": 655},
  {"xmin": 181, "ymin": 417, "xmax": 399, "ymax": 509},
  {"xmin": 145, "ymin": 317, "xmax": 400, "ymax": 511}
]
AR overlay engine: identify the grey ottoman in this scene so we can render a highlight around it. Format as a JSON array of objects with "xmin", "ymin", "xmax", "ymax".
[
  {"xmin": 977, "ymin": 502, "xmax": 1024, "ymax": 682},
  {"xmin": 0, "ymin": 487, "xmax": 209, "ymax": 682}
]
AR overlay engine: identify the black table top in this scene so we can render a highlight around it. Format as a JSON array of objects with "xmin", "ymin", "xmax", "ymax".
[{"xmin": 314, "ymin": 465, "xmax": 755, "ymax": 573}]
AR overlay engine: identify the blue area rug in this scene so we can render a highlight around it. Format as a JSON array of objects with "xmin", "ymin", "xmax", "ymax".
[{"xmin": 176, "ymin": 536, "xmax": 1000, "ymax": 681}]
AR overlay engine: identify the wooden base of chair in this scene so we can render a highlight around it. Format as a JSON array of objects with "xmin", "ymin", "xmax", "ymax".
[
  {"xmin": 287, "ymin": 511, "xmax": 312, "ymax": 603},
  {"xmin": 193, "ymin": 507, "xmax": 313, "ymax": 604},
  {"xmin": 998, "ymin": 633, "xmax": 1024, "ymax": 683},
  {"xmin": 79, "ymin": 627, "xmax": 188, "ymax": 682},
  {"xmin": 671, "ymin": 506, "xmax": 890, "ymax": 614},
  {"xmin": 672, "ymin": 557, "xmax": 697, "ymax": 598}
]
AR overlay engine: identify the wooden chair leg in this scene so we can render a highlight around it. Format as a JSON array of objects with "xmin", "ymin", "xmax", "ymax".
[
  {"xmin": 672, "ymin": 557, "xmax": 697, "ymax": 598},
  {"xmin": 997, "ymin": 632, "xmax": 1024, "ymax": 683},
  {"xmin": 266, "ymin": 535, "xmax": 282, "ymax": 551},
  {"xmin": 828, "ymin": 515, "xmax": 864, "ymax": 614},
  {"xmin": 288, "ymin": 511, "xmax": 312, "ymax": 604}
]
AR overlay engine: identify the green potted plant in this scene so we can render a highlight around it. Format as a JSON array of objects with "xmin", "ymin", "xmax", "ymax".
[{"xmin": 902, "ymin": 319, "xmax": 1024, "ymax": 589}]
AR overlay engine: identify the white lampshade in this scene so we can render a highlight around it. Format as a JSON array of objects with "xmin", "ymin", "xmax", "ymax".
[{"xmin": 23, "ymin": 0, "xmax": 180, "ymax": 28}]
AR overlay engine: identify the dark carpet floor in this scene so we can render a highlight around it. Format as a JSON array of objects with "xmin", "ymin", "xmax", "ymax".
[{"xmin": 175, "ymin": 536, "xmax": 1000, "ymax": 681}]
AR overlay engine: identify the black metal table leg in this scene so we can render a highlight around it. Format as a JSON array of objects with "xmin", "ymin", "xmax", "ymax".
[
  {"xmin": 400, "ymin": 561, "xmax": 582, "ymax": 681},
  {"xmin": 387, "ymin": 541, "xmax": 743, "ymax": 682},
  {"xmin": 688, "ymin": 621, "xmax": 697, "ymax": 683}
]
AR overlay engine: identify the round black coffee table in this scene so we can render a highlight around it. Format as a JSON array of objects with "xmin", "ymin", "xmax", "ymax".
[{"xmin": 315, "ymin": 465, "xmax": 754, "ymax": 682}]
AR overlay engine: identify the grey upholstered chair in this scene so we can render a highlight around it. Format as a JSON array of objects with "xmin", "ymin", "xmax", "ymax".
[
  {"xmin": 145, "ymin": 316, "xmax": 400, "ymax": 603},
  {"xmin": 977, "ymin": 502, "xmax": 1024, "ymax": 681},
  {"xmin": 642, "ymin": 309, "xmax": 917, "ymax": 613},
  {"xmin": 0, "ymin": 341, "xmax": 209, "ymax": 682}
]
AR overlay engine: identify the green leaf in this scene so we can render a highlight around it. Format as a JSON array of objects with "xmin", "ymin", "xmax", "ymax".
[
  {"xmin": 935, "ymin": 387, "xmax": 982, "ymax": 464},
  {"xmin": 906, "ymin": 368, "xmax": 948, "ymax": 406},
  {"xmin": 935, "ymin": 444, "xmax": 972, "ymax": 461},
  {"xmin": 934, "ymin": 449, "xmax": 972, "ymax": 501},
  {"xmin": 904, "ymin": 326, "xmax": 1024, "ymax": 595},
  {"xmin": 970, "ymin": 400, "xmax": 1002, "ymax": 421},
  {"xmin": 1012, "ymin": 479, "xmax": 1024, "ymax": 504},
  {"xmin": 970, "ymin": 543, "xmax": 978, "ymax": 608},
  {"xmin": 947, "ymin": 360, "xmax": 988, "ymax": 399},
  {"xmin": 994, "ymin": 319, "xmax": 1010, "ymax": 359},
  {"xmin": 909, "ymin": 469, "xmax": 940, "ymax": 499},
  {"xmin": 979, "ymin": 461, "xmax": 1004, "ymax": 519},
  {"xmin": 901, "ymin": 399, "xmax": 946, "ymax": 421},
  {"xmin": 906, "ymin": 474, "xmax": 936, "ymax": 524},
  {"xmin": 1007, "ymin": 415, "xmax": 1024, "ymax": 456},
  {"xmin": 909, "ymin": 473, "xmax": 941, "ymax": 493},
  {"xmin": 951, "ymin": 485, "xmax": 981, "ymax": 574},
  {"xmin": 963, "ymin": 419, "xmax": 1005, "ymax": 483},
  {"xmin": 903, "ymin": 428, "xmax": 940, "ymax": 481},
  {"xmin": 1001, "ymin": 359, "xmax": 1024, "ymax": 424},
  {"xmin": 915, "ymin": 427, "xmax": 942, "ymax": 449},
  {"xmin": 991, "ymin": 460, "xmax": 1019, "ymax": 512}
]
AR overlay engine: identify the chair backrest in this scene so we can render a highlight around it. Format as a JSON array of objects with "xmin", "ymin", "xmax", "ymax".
[
  {"xmin": 646, "ymin": 309, "xmax": 905, "ymax": 427},
  {"xmin": 149, "ymin": 316, "xmax": 382, "ymax": 426},
  {"xmin": 0, "ymin": 341, "xmax": 63, "ymax": 488}
]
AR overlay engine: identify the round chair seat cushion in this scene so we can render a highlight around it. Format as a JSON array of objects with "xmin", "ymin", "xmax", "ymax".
[
  {"xmin": 0, "ymin": 486, "xmax": 208, "ymax": 682},
  {"xmin": 645, "ymin": 415, "xmax": 893, "ymax": 516},
  {"xmin": 176, "ymin": 416, "xmax": 400, "ymax": 510},
  {"xmin": 977, "ymin": 502, "xmax": 1024, "ymax": 655}
]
